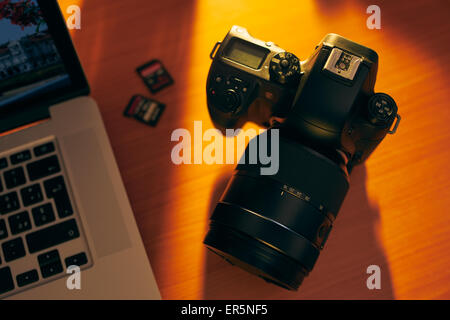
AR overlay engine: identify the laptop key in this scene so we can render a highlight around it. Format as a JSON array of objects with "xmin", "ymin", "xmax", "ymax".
[
  {"xmin": 65, "ymin": 252, "xmax": 88, "ymax": 268},
  {"xmin": 38, "ymin": 249, "xmax": 63, "ymax": 278},
  {"xmin": 54, "ymin": 193, "xmax": 73, "ymax": 218},
  {"xmin": 0, "ymin": 267, "xmax": 14, "ymax": 294},
  {"xmin": 26, "ymin": 218, "xmax": 80, "ymax": 254},
  {"xmin": 0, "ymin": 176, "xmax": 3, "ymax": 192},
  {"xmin": 0, "ymin": 219, "xmax": 8, "ymax": 240},
  {"xmin": 8, "ymin": 211, "xmax": 32, "ymax": 235},
  {"xmin": 38, "ymin": 249, "xmax": 60, "ymax": 265},
  {"xmin": 44, "ymin": 176, "xmax": 73, "ymax": 218},
  {"xmin": 0, "ymin": 157, "xmax": 7, "ymax": 170},
  {"xmin": 34, "ymin": 142, "xmax": 55, "ymax": 157},
  {"xmin": 32, "ymin": 203, "xmax": 55, "ymax": 227},
  {"xmin": 26, "ymin": 155, "xmax": 61, "ymax": 181},
  {"xmin": 10, "ymin": 150, "xmax": 32, "ymax": 165},
  {"xmin": 16, "ymin": 269, "xmax": 39, "ymax": 287},
  {"xmin": 0, "ymin": 191, "xmax": 20, "ymax": 215},
  {"xmin": 20, "ymin": 184, "xmax": 44, "ymax": 206},
  {"xmin": 2, "ymin": 237, "xmax": 26, "ymax": 262},
  {"xmin": 41, "ymin": 259, "xmax": 63, "ymax": 278},
  {"xmin": 4, "ymin": 167, "xmax": 26, "ymax": 189}
]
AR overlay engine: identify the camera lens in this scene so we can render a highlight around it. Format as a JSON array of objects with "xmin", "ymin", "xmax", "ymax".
[{"xmin": 204, "ymin": 129, "xmax": 350, "ymax": 290}]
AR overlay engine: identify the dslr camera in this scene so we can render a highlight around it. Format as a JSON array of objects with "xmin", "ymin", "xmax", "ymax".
[{"xmin": 204, "ymin": 26, "xmax": 401, "ymax": 290}]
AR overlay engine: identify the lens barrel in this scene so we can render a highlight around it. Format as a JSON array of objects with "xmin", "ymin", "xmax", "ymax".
[{"xmin": 204, "ymin": 130, "xmax": 350, "ymax": 290}]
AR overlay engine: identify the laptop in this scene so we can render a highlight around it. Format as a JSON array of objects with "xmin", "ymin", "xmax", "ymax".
[{"xmin": 0, "ymin": 0, "xmax": 161, "ymax": 299}]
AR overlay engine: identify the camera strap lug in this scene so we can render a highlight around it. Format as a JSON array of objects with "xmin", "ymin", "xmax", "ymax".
[
  {"xmin": 388, "ymin": 114, "xmax": 401, "ymax": 134},
  {"xmin": 210, "ymin": 42, "xmax": 221, "ymax": 60}
]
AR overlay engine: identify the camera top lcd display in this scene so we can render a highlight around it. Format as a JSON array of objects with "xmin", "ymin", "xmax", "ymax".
[{"xmin": 223, "ymin": 38, "xmax": 269, "ymax": 69}]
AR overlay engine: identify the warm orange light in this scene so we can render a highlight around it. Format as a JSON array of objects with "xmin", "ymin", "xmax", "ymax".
[
  {"xmin": 182, "ymin": 0, "xmax": 450, "ymax": 299},
  {"xmin": 49, "ymin": 0, "xmax": 450, "ymax": 299}
]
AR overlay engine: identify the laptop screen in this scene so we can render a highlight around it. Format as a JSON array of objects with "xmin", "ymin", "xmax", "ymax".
[
  {"xmin": 0, "ymin": 0, "xmax": 89, "ymax": 133},
  {"xmin": 0, "ymin": 0, "xmax": 72, "ymax": 109}
]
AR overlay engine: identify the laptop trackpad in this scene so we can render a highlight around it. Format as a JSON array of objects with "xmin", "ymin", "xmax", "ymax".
[{"xmin": 61, "ymin": 129, "xmax": 131, "ymax": 258}]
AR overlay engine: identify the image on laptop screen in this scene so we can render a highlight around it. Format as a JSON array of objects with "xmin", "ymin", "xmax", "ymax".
[{"xmin": 0, "ymin": 0, "xmax": 71, "ymax": 108}]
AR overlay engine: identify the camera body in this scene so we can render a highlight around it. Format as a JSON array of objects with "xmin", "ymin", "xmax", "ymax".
[
  {"xmin": 207, "ymin": 26, "xmax": 401, "ymax": 170},
  {"xmin": 207, "ymin": 26, "xmax": 300, "ymax": 129},
  {"xmin": 204, "ymin": 26, "xmax": 401, "ymax": 290}
]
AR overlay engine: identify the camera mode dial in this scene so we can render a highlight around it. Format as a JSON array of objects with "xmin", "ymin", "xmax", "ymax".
[
  {"xmin": 269, "ymin": 52, "xmax": 301, "ymax": 86},
  {"xmin": 367, "ymin": 93, "xmax": 397, "ymax": 126}
]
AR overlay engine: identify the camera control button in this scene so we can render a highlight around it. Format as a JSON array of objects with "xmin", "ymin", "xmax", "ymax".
[
  {"xmin": 230, "ymin": 77, "xmax": 249, "ymax": 92},
  {"xmin": 367, "ymin": 93, "xmax": 397, "ymax": 126},
  {"xmin": 221, "ymin": 89, "xmax": 241, "ymax": 113},
  {"xmin": 280, "ymin": 59, "xmax": 290, "ymax": 68},
  {"xmin": 230, "ymin": 77, "xmax": 243, "ymax": 88},
  {"xmin": 269, "ymin": 52, "xmax": 301, "ymax": 85},
  {"xmin": 231, "ymin": 77, "xmax": 245, "ymax": 86}
]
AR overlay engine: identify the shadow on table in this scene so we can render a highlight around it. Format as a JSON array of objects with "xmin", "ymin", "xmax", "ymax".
[
  {"xmin": 202, "ymin": 164, "xmax": 395, "ymax": 299},
  {"xmin": 68, "ymin": 0, "xmax": 199, "ymax": 296}
]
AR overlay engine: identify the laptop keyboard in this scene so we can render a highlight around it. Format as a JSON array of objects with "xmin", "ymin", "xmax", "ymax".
[{"xmin": 0, "ymin": 139, "xmax": 91, "ymax": 298}]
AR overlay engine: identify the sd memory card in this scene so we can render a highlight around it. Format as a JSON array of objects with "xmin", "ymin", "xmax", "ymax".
[
  {"xmin": 136, "ymin": 59, "xmax": 174, "ymax": 93},
  {"xmin": 124, "ymin": 95, "xmax": 165, "ymax": 126}
]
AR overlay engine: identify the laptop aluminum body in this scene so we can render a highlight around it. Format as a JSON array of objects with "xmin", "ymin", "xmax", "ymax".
[{"xmin": 0, "ymin": 0, "xmax": 160, "ymax": 299}]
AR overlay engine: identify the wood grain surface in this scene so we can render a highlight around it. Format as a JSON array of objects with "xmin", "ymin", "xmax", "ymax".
[{"xmin": 57, "ymin": 0, "xmax": 450, "ymax": 299}]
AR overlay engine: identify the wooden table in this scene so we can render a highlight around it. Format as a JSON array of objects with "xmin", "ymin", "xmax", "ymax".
[{"xmin": 57, "ymin": 0, "xmax": 450, "ymax": 299}]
